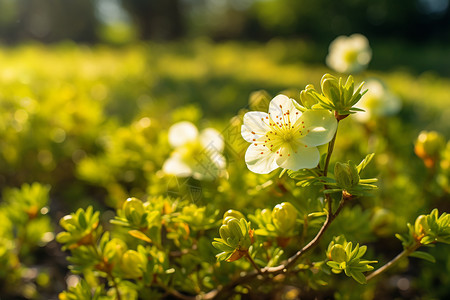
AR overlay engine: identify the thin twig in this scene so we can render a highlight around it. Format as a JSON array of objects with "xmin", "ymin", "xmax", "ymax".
[
  {"xmin": 366, "ymin": 243, "xmax": 421, "ymax": 281},
  {"xmin": 245, "ymin": 252, "xmax": 263, "ymax": 276},
  {"xmin": 282, "ymin": 195, "xmax": 346, "ymax": 270},
  {"xmin": 323, "ymin": 121, "xmax": 339, "ymax": 178},
  {"xmin": 108, "ymin": 273, "xmax": 122, "ymax": 300}
]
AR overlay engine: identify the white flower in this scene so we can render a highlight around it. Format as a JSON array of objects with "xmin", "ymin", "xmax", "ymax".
[
  {"xmin": 241, "ymin": 95, "xmax": 337, "ymax": 174},
  {"xmin": 354, "ymin": 79, "xmax": 401, "ymax": 123},
  {"xmin": 326, "ymin": 34, "xmax": 372, "ymax": 74},
  {"xmin": 163, "ymin": 121, "xmax": 226, "ymax": 180}
]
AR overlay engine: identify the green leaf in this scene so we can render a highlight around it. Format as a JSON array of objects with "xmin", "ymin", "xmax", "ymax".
[
  {"xmin": 356, "ymin": 153, "xmax": 375, "ymax": 174},
  {"xmin": 78, "ymin": 211, "xmax": 87, "ymax": 229},
  {"xmin": 350, "ymin": 270, "xmax": 367, "ymax": 284},
  {"xmin": 409, "ymin": 251, "xmax": 436, "ymax": 263},
  {"xmin": 420, "ymin": 236, "xmax": 436, "ymax": 245}
]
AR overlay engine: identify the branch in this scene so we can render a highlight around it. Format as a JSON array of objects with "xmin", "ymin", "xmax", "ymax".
[
  {"xmin": 245, "ymin": 252, "xmax": 263, "ymax": 276},
  {"xmin": 108, "ymin": 273, "xmax": 122, "ymax": 300},
  {"xmin": 366, "ymin": 242, "xmax": 421, "ymax": 281}
]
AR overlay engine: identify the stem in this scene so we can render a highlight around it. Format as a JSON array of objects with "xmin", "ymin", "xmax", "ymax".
[
  {"xmin": 366, "ymin": 243, "xmax": 421, "ymax": 281},
  {"xmin": 323, "ymin": 120, "xmax": 339, "ymax": 177},
  {"xmin": 282, "ymin": 195, "xmax": 346, "ymax": 270},
  {"xmin": 323, "ymin": 120, "xmax": 340, "ymax": 213},
  {"xmin": 245, "ymin": 252, "xmax": 263, "ymax": 276},
  {"xmin": 108, "ymin": 274, "xmax": 122, "ymax": 300}
]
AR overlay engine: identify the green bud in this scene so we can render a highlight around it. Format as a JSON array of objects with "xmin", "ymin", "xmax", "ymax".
[
  {"xmin": 321, "ymin": 74, "xmax": 341, "ymax": 107},
  {"xmin": 299, "ymin": 85, "xmax": 319, "ymax": 109},
  {"xmin": 414, "ymin": 215, "xmax": 430, "ymax": 238},
  {"xmin": 123, "ymin": 197, "xmax": 145, "ymax": 223},
  {"xmin": 329, "ymin": 244, "xmax": 347, "ymax": 263},
  {"xmin": 103, "ymin": 238, "xmax": 127, "ymax": 264},
  {"xmin": 260, "ymin": 208, "xmax": 273, "ymax": 225},
  {"xmin": 219, "ymin": 218, "xmax": 252, "ymax": 251},
  {"xmin": 272, "ymin": 202, "xmax": 298, "ymax": 236},
  {"xmin": 318, "ymin": 73, "xmax": 366, "ymax": 117},
  {"xmin": 121, "ymin": 250, "xmax": 144, "ymax": 278},
  {"xmin": 59, "ymin": 215, "xmax": 76, "ymax": 230},
  {"xmin": 334, "ymin": 161, "xmax": 359, "ymax": 190},
  {"xmin": 223, "ymin": 210, "xmax": 245, "ymax": 224}
]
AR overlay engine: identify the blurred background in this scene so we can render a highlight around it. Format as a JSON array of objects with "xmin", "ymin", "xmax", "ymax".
[
  {"xmin": 0, "ymin": 0, "xmax": 449, "ymax": 299},
  {"xmin": 0, "ymin": 0, "xmax": 449, "ymax": 74}
]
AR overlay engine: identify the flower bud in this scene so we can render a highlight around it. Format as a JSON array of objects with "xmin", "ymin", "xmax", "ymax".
[
  {"xmin": 220, "ymin": 218, "xmax": 252, "ymax": 251},
  {"xmin": 223, "ymin": 209, "xmax": 245, "ymax": 224},
  {"xmin": 299, "ymin": 85, "xmax": 319, "ymax": 109},
  {"xmin": 334, "ymin": 161, "xmax": 359, "ymax": 191},
  {"xmin": 321, "ymin": 74, "xmax": 340, "ymax": 107},
  {"xmin": 104, "ymin": 238, "xmax": 127, "ymax": 264},
  {"xmin": 319, "ymin": 74, "xmax": 366, "ymax": 118},
  {"xmin": 121, "ymin": 250, "xmax": 145, "ymax": 278},
  {"xmin": 272, "ymin": 202, "xmax": 298, "ymax": 236},
  {"xmin": 414, "ymin": 131, "xmax": 445, "ymax": 168},
  {"xmin": 260, "ymin": 208, "xmax": 272, "ymax": 225},
  {"xmin": 414, "ymin": 215, "xmax": 430, "ymax": 238},
  {"xmin": 123, "ymin": 197, "xmax": 145, "ymax": 224},
  {"xmin": 329, "ymin": 244, "xmax": 347, "ymax": 263}
]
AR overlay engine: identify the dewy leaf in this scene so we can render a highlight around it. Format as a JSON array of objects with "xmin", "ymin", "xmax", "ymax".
[{"xmin": 409, "ymin": 251, "xmax": 436, "ymax": 263}]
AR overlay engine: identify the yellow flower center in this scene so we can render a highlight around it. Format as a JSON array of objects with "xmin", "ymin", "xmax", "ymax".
[{"xmin": 253, "ymin": 104, "xmax": 310, "ymax": 158}]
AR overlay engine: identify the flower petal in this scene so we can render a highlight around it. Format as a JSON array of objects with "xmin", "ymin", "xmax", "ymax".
[
  {"xmin": 268, "ymin": 95, "xmax": 302, "ymax": 125},
  {"xmin": 162, "ymin": 155, "xmax": 192, "ymax": 177},
  {"xmin": 168, "ymin": 121, "xmax": 198, "ymax": 147},
  {"xmin": 241, "ymin": 111, "xmax": 270, "ymax": 142},
  {"xmin": 200, "ymin": 128, "xmax": 224, "ymax": 153},
  {"xmin": 299, "ymin": 110, "xmax": 337, "ymax": 147},
  {"xmin": 245, "ymin": 143, "xmax": 278, "ymax": 174},
  {"xmin": 276, "ymin": 144, "xmax": 320, "ymax": 170}
]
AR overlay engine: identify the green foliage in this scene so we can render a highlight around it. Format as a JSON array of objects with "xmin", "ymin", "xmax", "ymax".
[
  {"xmin": 57, "ymin": 206, "xmax": 101, "ymax": 250},
  {"xmin": 326, "ymin": 236, "xmax": 377, "ymax": 284},
  {"xmin": 325, "ymin": 154, "xmax": 378, "ymax": 196},
  {"xmin": 0, "ymin": 183, "xmax": 53, "ymax": 297},
  {"xmin": 212, "ymin": 217, "xmax": 254, "ymax": 262},
  {"xmin": 396, "ymin": 209, "xmax": 450, "ymax": 250},
  {"xmin": 59, "ymin": 279, "xmax": 108, "ymax": 300},
  {"xmin": 296, "ymin": 74, "xmax": 367, "ymax": 117},
  {"xmin": 0, "ymin": 41, "xmax": 449, "ymax": 299}
]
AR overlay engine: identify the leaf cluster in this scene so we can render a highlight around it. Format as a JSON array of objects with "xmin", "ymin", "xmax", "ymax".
[
  {"xmin": 326, "ymin": 236, "xmax": 377, "ymax": 284},
  {"xmin": 325, "ymin": 154, "xmax": 378, "ymax": 196},
  {"xmin": 212, "ymin": 217, "xmax": 253, "ymax": 262},
  {"xmin": 297, "ymin": 74, "xmax": 367, "ymax": 117}
]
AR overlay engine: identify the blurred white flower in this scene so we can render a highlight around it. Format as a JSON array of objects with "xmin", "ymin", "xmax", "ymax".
[
  {"xmin": 326, "ymin": 34, "xmax": 372, "ymax": 74},
  {"xmin": 354, "ymin": 79, "xmax": 402, "ymax": 122},
  {"xmin": 241, "ymin": 95, "xmax": 337, "ymax": 174},
  {"xmin": 163, "ymin": 121, "xmax": 226, "ymax": 180}
]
